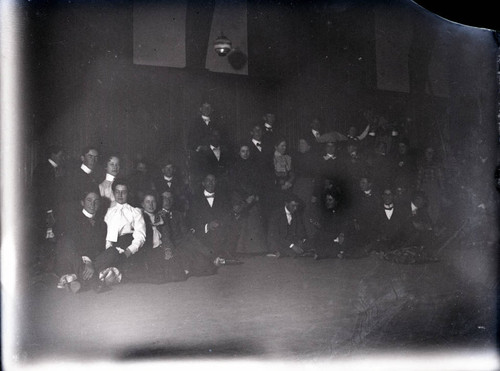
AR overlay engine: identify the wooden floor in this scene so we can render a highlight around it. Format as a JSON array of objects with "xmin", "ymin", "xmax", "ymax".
[{"xmin": 16, "ymin": 242, "xmax": 498, "ymax": 367}]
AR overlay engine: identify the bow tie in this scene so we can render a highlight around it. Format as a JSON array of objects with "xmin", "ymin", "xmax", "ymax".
[
  {"xmin": 384, "ymin": 205, "xmax": 394, "ymax": 210},
  {"xmin": 255, "ymin": 142, "xmax": 261, "ymax": 147},
  {"xmin": 205, "ymin": 195, "xmax": 215, "ymax": 199},
  {"xmin": 89, "ymin": 218, "xmax": 96, "ymax": 226}
]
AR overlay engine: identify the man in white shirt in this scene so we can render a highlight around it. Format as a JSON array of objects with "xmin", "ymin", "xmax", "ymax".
[{"xmin": 104, "ymin": 179, "xmax": 147, "ymax": 281}]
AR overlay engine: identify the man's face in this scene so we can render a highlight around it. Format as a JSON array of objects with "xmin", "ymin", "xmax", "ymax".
[
  {"xmin": 162, "ymin": 192, "xmax": 174, "ymax": 210},
  {"xmin": 347, "ymin": 144, "xmax": 358, "ymax": 158},
  {"xmin": 202, "ymin": 175, "xmax": 216, "ymax": 193},
  {"xmin": 239, "ymin": 146, "xmax": 250, "ymax": 160},
  {"xmin": 114, "ymin": 184, "xmax": 128, "ymax": 204},
  {"xmin": 325, "ymin": 142, "xmax": 336, "ymax": 155},
  {"xmin": 359, "ymin": 178, "xmax": 371, "ymax": 192},
  {"xmin": 325, "ymin": 194, "xmax": 338, "ymax": 210},
  {"xmin": 209, "ymin": 131, "xmax": 221, "ymax": 147},
  {"xmin": 162, "ymin": 164, "xmax": 175, "ymax": 178},
  {"xmin": 136, "ymin": 162, "xmax": 147, "ymax": 173},
  {"xmin": 106, "ymin": 157, "xmax": 120, "ymax": 176},
  {"xmin": 251, "ymin": 126, "xmax": 262, "ymax": 141},
  {"xmin": 200, "ymin": 103, "xmax": 213, "ymax": 117},
  {"xmin": 298, "ymin": 139, "xmax": 310, "ymax": 154},
  {"xmin": 81, "ymin": 192, "xmax": 100, "ymax": 215},
  {"xmin": 285, "ymin": 200, "xmax": 299, "ymax": 214},
  {"xmin": 348, "ymin": 126, "xmax": 357, "ymax": 137},
  {"xmin": 382, "ymin": 189, "xmax": 393, "ymax": 205},
  {"xmin": 264, "ymin": 113, "xmax": 275, "ymax": 125},
  {"xmin": 398, "ymin": 143, "xmax": 408, "ymax": 155},
  {"xmin": 81, "ymin": 149, "xmax": 98, "ymax": 170},
  {"xmin": 310, "ymin": 119, "xmax": 320, "ymax": 131},
  {"xmin": 142, "ymin": 195, "xmax": 157, "ymax": 213}
]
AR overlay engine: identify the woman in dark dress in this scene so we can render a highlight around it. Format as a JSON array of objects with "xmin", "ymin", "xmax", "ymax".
[{"xmin": 229, "ymin": 144, "xmax": 268, "ymax": 254}]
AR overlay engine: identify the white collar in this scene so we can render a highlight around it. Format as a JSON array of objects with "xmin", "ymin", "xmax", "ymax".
[
  {"xmin": 48, "ymin": 159, "xmax": 58, "ymax": 168},
  {"xmin": 202, "ymin": 115, "xmax": 210, "ymax": 124},
  {"xmin": 81, "ymin": 163, "xmax": 92, "ymax": 174},
  {"xmin": 285, "ymin": 206, "xmax": 292, "ymax": 216},
  {"xmin": 384, "ymin": 203, "xmax": 394, "ymax": 209},
  {"xmin": 82, "ymin": 209, "xmax": 94, "ymax": 219},
  {"xmin": 324, "ymin": 154, "xmax": 336, "ymax": 160},
  {"xmin": 164, "ymin": 176, "xmax": 173, "ymax": 181},
  {"xmin": 210, "ymin": 145, "xmax": 220, "ymax": 151},
  {"xmin": 252, "ymin": 138, "xmax": 261, "ymax": 145},
  {"xmin": 105, "ymin": 173, "xmax": 115, "ymax": 181},
  {"xmin": 312, "ymin": 129, "xmax": 320, "ymax": 135},
  {"xmin": 364, "ymin": 189, "xmax": 372, "ymax": 196},
  {"xmin": 264, "ymin": 123, "xmax": 273, "ymax": 130},
  {"xmin": 204, "ymin": 189, "xmax": 215, "ymax": 197},
  {"xmin": 411, "ymin": 202, "xmax": 418, "ymax": 212}
]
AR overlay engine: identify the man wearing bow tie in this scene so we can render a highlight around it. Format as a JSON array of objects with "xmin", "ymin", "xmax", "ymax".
[
  {"xmin": 369, "ymin": 187, "xmax": 411, "ymax": 252},
  {"xmin": 188, "ymin": 174, "xmax": 241, "ymax": 262},
  {"xmin": 103, "ymin": 180, "xmax": 146, "ymax": 282},
  {"xmin": 191, "ymin": 130, "xmax": 231, "ymax": 192},
  {"xmin": 187, "ymin": 102, "xmax": 220, "ymax": 153},
  {"xmin": 154, "ymin": 158, "xmax": 189, "ymax": 213},
  {"xmin": 267, "ymin": 194, "xmax": 308, "ymax": 257},
  {"xmin": 261, "ymin": 112, "xmax": 278, "ymax": 148},
  {"xmin": 157, "ymin": 190, "xmax": 219, "ymax": 275}
]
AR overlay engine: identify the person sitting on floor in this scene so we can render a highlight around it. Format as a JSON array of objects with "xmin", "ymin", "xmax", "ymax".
[
  {"xmin": 55, "ymin": 190, "xmax": 123, "ymax": 293},
  {"xmin": 104, "ymin": 179, "xmax": 147, "ymax": 283},
  {"xmin": 188, "ymin": 174, "xmax": 243, "ymax": 264},
  {"xmin": 266, "ymin": 193, "xmax": 310, "ymax": 258},
  {"xmin": 158, "ymin": 190, "xmax": 221, "ymax": 273},
  {"xmin": 141, "ymin": 191, "xmax": 188, "ymax": 283},
  {"xmin": 310, "ymin": 190, "xmax": 360, "ymax": 260}
]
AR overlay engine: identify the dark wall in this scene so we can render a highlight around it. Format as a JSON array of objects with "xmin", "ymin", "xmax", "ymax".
[
  {"xmin": 26, "ymin": 1, "xmax": 276, "ymax": 176},
  {"xmin": 25, "ymin": 0, "xmax": 498, "ymax": 178}
]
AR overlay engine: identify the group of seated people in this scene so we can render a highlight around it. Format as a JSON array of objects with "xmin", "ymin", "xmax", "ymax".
[{"xmin": 31, "ymin": 103, "xmax": 446, "ymax": 293}]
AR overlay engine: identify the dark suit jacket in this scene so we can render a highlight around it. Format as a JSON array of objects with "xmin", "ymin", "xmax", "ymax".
[
  {"xmin": 192, "ymin": 146, "xmax": 232, "ymax": 181},
  {"xmin": 372, "ymin": 203, "xmax": 411, "ymax": 242},
  {"xmin": 188, "ymin": 190, "xmax": 233, "ymax": 240},
  {"xmin": 187, "ymin": 116, "xmax": 220, "ymax": 152},
  {"xmin": 32, "ymin": 159, "xmax": 62, "ymax": 214},
  {"xmin": 64, "ymin": 166, "xmax": 102, "ymax": 202},
  {"xmin": 154, "ymin": 176, "xmax": 189, "ymax": 211},
  {"xmin": 267, "ymin": 206, "xmax": 307, "ymax": 253},
  {"xmin": 62, "ymin": 210, "xmax": 107, "ymax": 261}
]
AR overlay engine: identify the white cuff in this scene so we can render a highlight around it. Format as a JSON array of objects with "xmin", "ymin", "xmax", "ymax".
[
  {"xmin": 82, "ymin": 256, "xmax": 92, "ymax": 264},
  {"xmin": 205, "ymin": 224, "xmax": 209, "ymax": 233}
]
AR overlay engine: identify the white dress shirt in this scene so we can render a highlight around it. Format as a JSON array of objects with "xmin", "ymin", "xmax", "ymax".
[
  {"xmin": 252, "ymin": 139, "xmax": 262, "ymax": 151},
  {"xmin": 81, "ymin": 163, "xmax": 92, "ymax": 174},
  {"xmin": 99, "ymin": 173, "xmax": 116, "ymax": 202},
  {"xmin": 210, "ymin": 145, "xmax": 221, "ymax": 161},
  {"xmin": 285, "ymin": 206, "xmax": 292, "ymax": 225},
  {"xmin": 384, "ymin": 204, "xmax": 394, "ymax": 220},
  {"xmin": 104, "ymin": 202, "xmax": 146, "ymax": 254}
]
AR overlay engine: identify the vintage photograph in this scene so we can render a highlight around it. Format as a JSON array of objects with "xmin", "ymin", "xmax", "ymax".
[{"xmin": 2, "ymin": 0, "xmax": 499, "ymax": 369}]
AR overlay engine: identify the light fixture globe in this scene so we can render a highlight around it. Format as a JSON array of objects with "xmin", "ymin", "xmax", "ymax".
[{"xmin": 214, "ymin": 33, "xmax": 232, "ymax": 56}]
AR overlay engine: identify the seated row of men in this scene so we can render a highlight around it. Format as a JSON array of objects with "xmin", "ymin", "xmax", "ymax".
[{"xmin": 53, "ymin": 168, "xmax": 436, "ymax": 293}]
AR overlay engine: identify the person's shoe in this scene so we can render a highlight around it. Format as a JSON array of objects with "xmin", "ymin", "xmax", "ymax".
[
  {"xmin": 93, "ymin": 279, "xmax": 112, "ymax": 294},
  {"xmin": 68, "ymin": 280, "xmax": 82, "ymax": 293},
  {"xmin": 99, "ymin": 267, "xmax": 122, "ymax": 286},
  {"xmin": 214, "ymin": 257, "xmax": 225, "ymax": 267}
]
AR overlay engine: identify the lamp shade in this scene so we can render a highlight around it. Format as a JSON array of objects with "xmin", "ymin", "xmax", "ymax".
[{"xmin": 214, "ymin": 33, "xmax": 232, "ymax": 56}]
